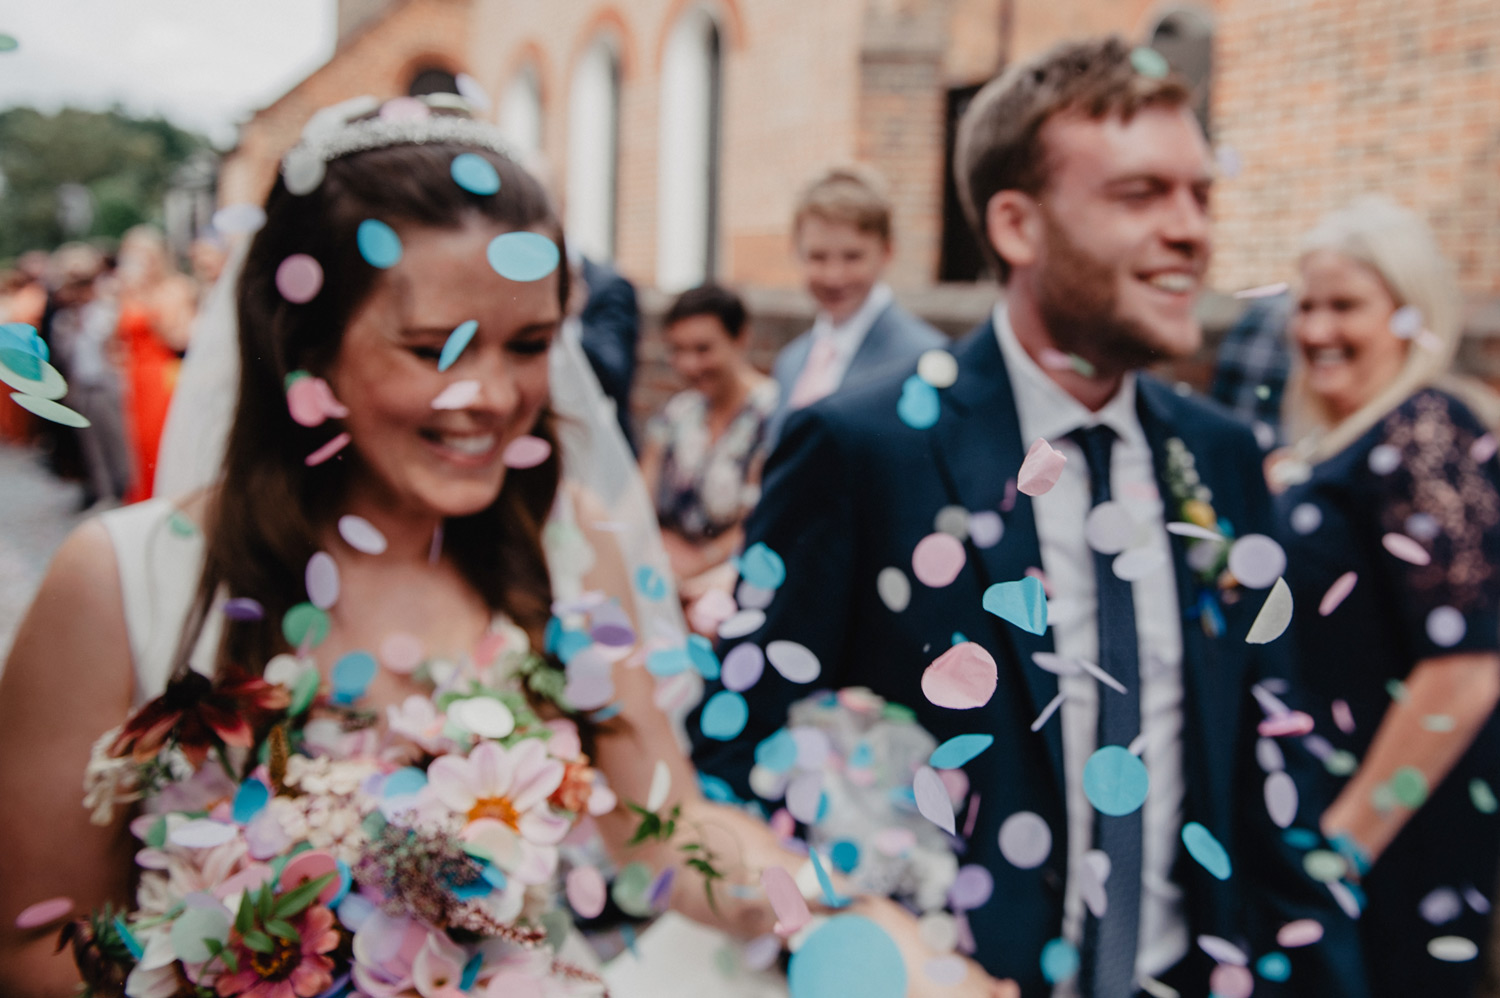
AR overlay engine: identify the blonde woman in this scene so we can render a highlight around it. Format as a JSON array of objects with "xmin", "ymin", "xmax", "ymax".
[{"xmin": 1270, "ymin": 196, "xmax": 1500, "ymax": 997}]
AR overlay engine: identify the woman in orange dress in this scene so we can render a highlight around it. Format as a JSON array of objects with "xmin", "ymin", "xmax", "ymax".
[{"xmin": 114, "ymin": 226, "xmax": 196, "ymax": 501}]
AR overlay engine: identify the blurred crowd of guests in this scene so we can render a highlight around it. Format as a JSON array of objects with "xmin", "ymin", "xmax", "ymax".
[{"xmin": 0, "ymin": 226, "xmax": 225, "ymax": 508}]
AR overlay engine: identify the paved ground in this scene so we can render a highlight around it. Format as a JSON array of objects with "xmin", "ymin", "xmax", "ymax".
[{"xmin": 0, "ymin": 443, "xmax": 85, "ymax": 666}]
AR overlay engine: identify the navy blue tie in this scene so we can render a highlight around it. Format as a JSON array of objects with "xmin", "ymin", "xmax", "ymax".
[{"xmin": 1071, "ymin": 425, "xmax": 1142, "ymax": 998}]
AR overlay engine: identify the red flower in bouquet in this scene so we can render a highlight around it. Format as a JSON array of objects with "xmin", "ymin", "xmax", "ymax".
[
  {"xmin": 215, "ymin": 904, "xmax": 340, "ymax": 998},
  {"xmin": 111, "ymin": 669, "xmax": 291, "ymax": 765}
]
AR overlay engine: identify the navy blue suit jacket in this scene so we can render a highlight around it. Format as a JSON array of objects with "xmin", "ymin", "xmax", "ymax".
[
  {"xmin": 691, "ymin": 320, "xmax": 1369, "ymax": 997},
  {"xmin": 579, "ymin": 257, "xmax": 640, "ymax": 452}
]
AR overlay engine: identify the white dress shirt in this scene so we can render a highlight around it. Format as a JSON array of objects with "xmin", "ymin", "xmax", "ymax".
[
  {"xmin": 806, "ymin": 282, "xmax": 893, "ymax": 391},
  {"xmin": 993, "ymin": 305, "xmax": 1189, "ymax": 994}
]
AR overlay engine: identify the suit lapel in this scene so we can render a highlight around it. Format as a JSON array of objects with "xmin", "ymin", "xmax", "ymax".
[
  {"xmin": 847, "ymin": 302, "xmax": 898, "ymax": 379},
  {"xmin": 930, "ymin": 321, "xmax": 1064, "ymax": 786}
]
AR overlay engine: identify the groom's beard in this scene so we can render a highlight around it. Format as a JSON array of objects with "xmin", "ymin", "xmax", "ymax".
[{"xmin": 1034, "ymin": 209, "xmax": 1173, "ymax": 376}]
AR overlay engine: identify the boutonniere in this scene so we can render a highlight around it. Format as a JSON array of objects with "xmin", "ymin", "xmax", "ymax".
[{"xmin": 1164, "ymin": 437, "xmax": 1240, "ymax": 635}]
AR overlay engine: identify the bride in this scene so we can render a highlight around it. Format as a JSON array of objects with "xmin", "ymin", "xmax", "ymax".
[{"xmin": 0, "ymin": 97, "xmax": 1012, "ymax": 998}]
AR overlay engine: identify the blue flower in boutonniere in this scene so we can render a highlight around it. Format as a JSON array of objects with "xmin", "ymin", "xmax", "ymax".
[{"xmin": 1164, "ymin": 438, "xmax": 1239, "ymax": 636}]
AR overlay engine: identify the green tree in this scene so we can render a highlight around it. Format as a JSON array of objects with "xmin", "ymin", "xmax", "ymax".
[{"xmin": 0, "ymin": 106, "xmax": 210, "ymax": 262}]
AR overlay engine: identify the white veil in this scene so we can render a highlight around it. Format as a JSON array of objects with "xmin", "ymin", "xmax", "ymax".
[{"xmin": 154, "ymin": 222, "xmax": 685, "ymax": 648}]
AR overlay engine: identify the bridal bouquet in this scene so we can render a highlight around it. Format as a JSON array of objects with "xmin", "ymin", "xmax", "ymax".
[{"xmin": 68, "ymin": 617, "xmax": 614, "ymax": 998}]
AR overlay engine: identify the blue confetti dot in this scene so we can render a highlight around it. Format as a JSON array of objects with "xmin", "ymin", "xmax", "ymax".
[
  {"xmin": 830, "ymin": 840, "xmax": 861, "ymax": 874},
  {"xmin": 1257, "ymin": 952, "xmax": 1291, "ymax": 982},
  {"xmin": 740, "ymin": 542, "xmax": 787, "ymax": 590},
  {"xmin": 1282, "ymin": 827, "xmax": 1320, "ymax": 850},
  {"xmin": 487, "ymin": 231, "xmax": 560, "ymax": 282},
  {"xmin": 983, "ymin": 576, "xmax": 1048, "ymax": 635},
  {"xmin": 687, "ymin": 634, "xmax": 721, "ymax": 679},
  {"xmin": 646, "ymin": 646, "xmax": 693, "ymax": 677},
  {"xmin": 232, "ymin": 779, "xmax": 270, "ymax": 824},
  {"xmin": 929, "ymin": 733, "xmax": 994, "ymax": 770},
  {"xmin": 699, "ymin": 773, "xmax": 740, "ymax": 803},
  {"xmin": 755, "ymin": 729, "xmax": 799, "ymax": 772},
  {"xmin": 331, "ymin": 650, "xmax": 378, "ymax": 704},
  {"xmin": 438, "ymin": 319, "xmax": 479, "ymax": 372},
  {"xmin": 635, "ymin": 566, "xmax": 668, "ymax": 601},
  {"xmin": 383, "ymin": 767, "xmax": 428, "ymax": 798},
  {"xmin": 1082, "ymin": 745, "xmax": 1150, "ymax": 816},
  {"xmin": 460, "ymin": 952, "xmax": 483, "ymax": 992},
  {"xmin": 356, "ymin": 219, "xmax": 402, "ymax": 268},
  {"xmin": 1181, "ymin": 821, "xmax": 1232, "ymax": 880},
  {"xmin": 896, "ymin": 375, "xmax": 940, "ymax": 429},
  {"xmin": 481, "ymin": 864, "xmax": 508, "ymax": 889},
  {"xmin": 849, "ymin": 741, "xmax": 874, "ymax": 769},
  {"xmin": 808, "ymin": 848, "xmax": 849, "ymax": 907},
  {"xmin": 951, "ymin": 631, "xmax": 968, "ymax": 645},
  {"xmin": 555, "ymin": 629, "xmax": 592, "ymax": 664},
  {"xmin": 789, "ymin": 915, "xmax": 905, "ymax": 998},
  {"xmin": 451, "ymin": 153, "xmax": 501, "ymax": 195},
  {"xmin": 1040, "ymin": 938, "xmax": 1080, "ymax": 984},
  {"xmin": 331, "ymin": 859, "xmax": 352, "ymax": 906},
  {"xmin": 544, "ymin": 616, "xmax": 563, "ymax": 653},
  {"xmin": 700, "ymin": 690, "xmax": 750, "ymax": 741}
]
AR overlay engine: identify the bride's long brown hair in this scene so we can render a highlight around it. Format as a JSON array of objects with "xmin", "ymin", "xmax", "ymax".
[{"xmin": 172, "ymin": 136, "xmax": 567, "ymax": 679}]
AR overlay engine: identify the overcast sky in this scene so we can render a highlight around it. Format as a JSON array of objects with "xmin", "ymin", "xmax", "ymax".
[{"xmin": 0, "ymin": 0, "xmax": 337, "ymax": 146}]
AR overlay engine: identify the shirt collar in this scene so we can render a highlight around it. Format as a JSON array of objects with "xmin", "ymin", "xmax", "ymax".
[
  {"xmin": 811, "ymin": 282, "xmax": 893, "ymax": 350},
  {"xmin": 992, "ymin": 301, "xmax": 1143, "ymax": 449}
]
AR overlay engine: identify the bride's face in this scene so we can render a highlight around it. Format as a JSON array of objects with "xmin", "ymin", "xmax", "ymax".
[{"xmin": 330, "ymin": 218, "xmax": 560, "ymax": 519}]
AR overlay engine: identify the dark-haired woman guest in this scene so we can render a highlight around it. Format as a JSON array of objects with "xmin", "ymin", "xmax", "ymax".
[
  {"xmin": 640, "ymin": 285, "xmax": 778, "ymax": 602},
  {"xmin": 1268, "ymin": 197, "xmax": 1500, "ymax": 998}
]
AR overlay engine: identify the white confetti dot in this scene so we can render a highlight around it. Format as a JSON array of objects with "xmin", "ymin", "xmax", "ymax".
[
  {"xmin": 1426, "ymin": 606, "xmax": 1466, "ymax": 648},
  {"xmin": 1405, "ymin": 512, "xmax": 1440, "ymax": 540},
  {"xmin": 1428, "ymin": 936, "xmax": 1479, "ymax": 963},
  {"xmin": 1113, "ymin": 546, "xmax": 1167, "ymax": 581},
  {"xmin": 1198, "ymin": 935, "xmax": 1248, "ymax": 966},
  {"xmin": 1289, "ymin": 503, "xmax": 1322, "ymax": 535},
  {"xmin": 1256, "ymin": 737, "xmax": 1285, "ymax": 773},
  {"xmin": 1368, "ymin": 444, "xmax": 1402, "ymax": 475},
  {"xmin": 968, "ymin": 510, "xmax": 1004, "ymax": 548},
  {"xmin": 998, "ymin": 811, "xmax": 1052, "ymax": 869},
  {"xmin": 917, "ymin": 350, "xmax": 958, "ymax": 389},
  {"xmin": 1228, "ymin": 534, "xmax": 1287, "ymax": 589},
  {"xmin": 338, "ymin": 515, "xmax": 387, "ymax": 555},
  {"xmin": 718, "ymin": 609, "xmax": 766, "ymax": 640},
  {"xmin": 1085, "ymin": 501, "xmax": 1136, "ymax": 555},
  {"xmin": 1264, "ymin": 771, "xmax": 1298, "ymax": 828},
  {"xmin": 877, "ymin": 567, "xmax": 912, "ymax": 612},
  {"xmin": 1390, "ymin": 305, "xmax": 1424, "ymax": 339},
  {"xmin": 1420, "ymin": 888, "xmax": 1463, "ymax": 926},
  {"xmin": 934, "ymin": 505, "xmax": 971, "ymax": 540},
  {"xmin": 766, "ymin": 640, "xmax": 821, "ymax": 683}
]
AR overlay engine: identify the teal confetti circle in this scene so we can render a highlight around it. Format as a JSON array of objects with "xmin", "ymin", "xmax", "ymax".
[
  {"xmin": 1257, "ymin": 952, "xmax": 1291, "ymax": 982},
  {"xmin": 438, "ymin": 320, "xmax": 479, "ymax": 372},
  {"xmin": 897, "ymin": 375, "xmax": 940, "ymax": 429},
  {"xmin": 740, "ymin": 542, "xmax": 787, "ymax": 590},
  {"xmin": 1040, "ymin": 938, "xmax": 1080, "ymax": 985},
  {"xmin": 356, "ymin": 219, "xmax": 403, "ymax": 268},
  {"xmin": 1082, "ymin": 745, "xmax": 1150, "ymax": 816},
  {"xmin": 487, "ymin": 231, "xmax": 560, "ymax": 282},
  {"xmin": 451, "ymin": 153, "xmax": 501, "ymax": 195},
  {"xmin": 1181, "ymin": 821, "xmax": 1232, "ymax": 880},
  {"xmin": 789, "ymin": 915, "xmax": 905, "ymax": 998},
  {"xmin": 700, "ymin": 690, "xmax": 750, "ymax": 741}
]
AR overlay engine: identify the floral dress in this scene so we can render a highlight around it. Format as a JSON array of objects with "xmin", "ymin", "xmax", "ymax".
[{"xmin": 646, "ymin": 380, "xmax": 779, "ymax": 542}]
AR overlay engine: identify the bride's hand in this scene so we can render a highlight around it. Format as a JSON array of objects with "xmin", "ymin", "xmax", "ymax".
[{"xmin": 848, "ymin": 895, "xmax": 1020, "ymax": 998}]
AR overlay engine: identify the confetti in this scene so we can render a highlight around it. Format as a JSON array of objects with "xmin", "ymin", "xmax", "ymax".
[
  {"xmin": 338, "ymin": 515, "xmax": 387, "ymax": 555},
  {"xmin": 1319, "ymin": 572, "xmax": 1358, "ymax": 616},
  {"xmin": 912, "ymin": 532, "xmax": 966, "ymax": 587},
  {"xmin": 1075, "ymin": 657, "xmax": 1128, "ymax": 695},
  {"xmin": 1216, "ymin": 145, "xmax": 1243, "ymax": 179},
  {"xmin": 1040, "ymin": 938, "xmax": 1080, "ymax": 985},
  {"xmin": 896, "ymin": 374, "xmax": 941, "ymax": 429},
  {"xmin": 331, "ymin": 651, "xmax": 378, "ymax": 704},
  {"xmin": 700, "ymin": 690, "xmax": 750, "ymax": 740},
  {"xmin": 1289, "ymin": 502, "xmax": 1322, "ymax": 534},
  {"xmin": 767, "ymin": 640, "xmax": 820, "ymax": 683},
  {"xmin": 786, "ymin": 773, "xmax": 826, "ymax": 824},
  {"xmin": 1428, "ymin": 936, "xmax": 1479, "ymax": 962},
  {"xmin": 503, "ymin": 434, "xmax": 552, "ymax": 468},
  {"xmin": 1083, "ymin": 745, "xmax": 1149, "ymax": 816},
  {"xmin": 1228, "ymin": 534, "xmax": 1286, "ymax": 589},
  {"xmin": 1420, "ymin": 888, "xmax": 1462, "ymax": 925},
  {"xmin": 10, "ymin": 393, "xmax": 89, "ymax": 427},
  {"xmin": 998, "ymin": 812, "xmax": 1052, "ymax": 869},
  {"xmin": 431, "ymin": 379, "xmax": 481, "ymax": 410},
  {"xmin": 921, "ymin": 642, "xmax": 997, "ymax": 709},
  {"xmin": 1166, "ymin": 521, "xmax": 1224, "ymax": 543},
  {"xmin": 275, "ymin": 254, "xmax": 323, "ymax": 303},
  {"xmin": 1233, "ymin": 282, "xmax": 1289, "ymax": 300},
  {"xmin": 437, "ymin": 319, "xmax": 480, "ymax": 372},
  {"xmin": 721, "ymin": 643, "xmax": 765, "ymax": 691},
  {"xmin": 1130, "ymin": 46, "xmax": 1170, "ymax": 78},
  {"xmin": 1246, "ymin": 577, "xmax": 1294, "ymax": 644},
  {"xmin": 170, "ymin": 819, "xmax": 239, "ymax": 849},
  {"xmin": 930, "ymin": 734, "xmax": 994, "ymax": 770},
  {"xmin": 1181, "ymin": 822, "xmax": 1231, "ymax": 880},
  {"xmin": 282, "ymin": 602, "xmax": 330, "ymax": 649},
  {"xmin": 1302, "ymin": 850, "xmax": 1347, "ymax": 882},
  {"xmin": 487, "ymin": 231, "xmax": 560, "ymax": 282},
  {"xmin": 451, "ymin": 153, "xmax": 501, "ymax": 195},
  {"xmin": 923, "ymin": 956, "xmax": 968, "ymax": 986},
  {"xmin": 718, "ymin": 608, "xmax": 765, "ymax": 640},
  {"xmin": 1113, "ymin": 546, "xmax": 1167, "ymax": 581},
  {"xmin": 1389, "ymin": 305, "xmax": 1424, "ymax": 339},
  {"xmin": 762, "ymin": 866, "xmax": 810, "ymax": 936},
  {"xmin": 379, "ymin": 632, "xmax": 424, "ymax": 674},
  {"xmin": 787, "ymin": 915, "xmax": 906, "ymax": 998},
  {"xmin": 916, "ymin": 349, "xmax": 958, "ymax": 389},
  {"xmin": 448, "ymin": 696, "xmax": 514, "ymax": 739},
  {"xmin": 1258, "ymin": 710, "xmax": 1314, "ymax": 737},
  {"xmin": 740, "ymin": 542, "xmax": 787, "ymax": 590},
  {"xmin": 1471, "ymin": 434, "xmax": 1498, "ymax": 464},
  {"xmin": 1257, "ymin": 952, "xmax": 1292, "ymax": 982},
  {"xmin": 1382, "ymin": 532, "xmax": 1431, "ymax": 565},
  {"xmin": 287, "ymin": 374, "xmax": 348, "ymax": 426},
  {"xmin": 1209, "ymin": 965, "xmax": 1254, "ymax": 998},
  {"xmin": 982, "ymin": 576, "xmax": 1047, "ymax": 635},
  {"xmin": 1332, "ymin": 699, "xmax": 1355, "ymax": 734},
  {"xmin": 635, "ymin": 565, "xmax": 668, "ymax": 601},
  {"xmin": 222, "ymin": 597, "xmax": 264, "ymax": 621},
  {"xmin": 305, "ymin": 551, "xmax": 340, "ymax": 609},
  {"xmin": 565, "ymin": 866, "xmax": 607, "ymax": 919},
  {"xmin": 913, "ymin": 766, "xmax": 956, "ymax": 834},
  {"xmin": 356, "ymin": 219, "xmax": 403, "ymax": 268},
  {"xmin": 1264, "ymin": 771, "xmax": 1298, "ymax": 828},
  {"xmin": 305, "ymin": 431, "xmax": 351, "ymax": 466},
  {"xmin": 1426, "ymin": 606, "xmax": 1466, "ymax": 647},
  {"xmin": 1368, "ymin": 444, "xmax": 1402, "ymax": 475},
  {"xmin": 1031, "ymin": 691, "xmax": 1066, "ymax": 732},
  {"xmin": 1198, "ymin": 935, "xmax": 1247, "ymax": 966},
  {"xmin": 170, "ymin": 906, "xmax": 232, "ymax": 964},
  {"xmin": 948, "ymin": 864, "xmax": 994, "ymax": 910},
  {"xmin": 1277, "ymin": 919, "xmax": 1324, "ymax": 948},
  {"xmin": 1471, "ymin": 779, "xmax": 1498, "ymax": 814},
  {"xmin": 876, "ymin": 567, "xmax": 912, "ymax": 612},
  {"xmin": 1084, "ymin": 501, "xmax": 1136, "ymax": 554},
  {"xmin": 611, "ymin": 862, "xmax": 654, "ymax": 918},
  {"xmin": 14, "ymin": 897, "xmax": 73, "ymax": 930},
  {"xmin": 0, "ymin": 349, "xmax": 66, "ymax": 399},
  {"xmin": 1017, "ymin": 438, "xmax": 1067, "ymax": 496},
  {"xmin": 282, "ymin": 148, "xmax": 325, "ymax": 195},
  {"xmin": 212, "ymin": 204, "xmax": 266, "ymax": 235},
  {"xmin": 0, "ymin": 34, "xmax": 18, "ymax": 53},
  {"xmin": 1391, "ymin": 766, "xmax": 1428, "ymax": 808},
  {"xmin": 969, "ymin": 510, "xmax": 1004, "ymax": 548},
  {"xmin": 645, "ymin": 759, "xmax": 672, "ymax": 811}
]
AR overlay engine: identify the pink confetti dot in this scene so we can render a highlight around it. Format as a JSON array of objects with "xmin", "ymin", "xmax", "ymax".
[
  {"xmin": 1209, "ymin": 963, "xmax": 1255, "ymax": 998},
  {"xmin": 1277, "ymin": 919, "xmax": 1325, "ymax": 948},
  {"xmin": 431, "ymin": 380, "xmax": 481, "ymax": 410},
  {"xmin": 1017, "ymin": 438, "xmax": 1067, "ymax": 496},
  {"xmin": 15, "ymin": 897, "xmax": 73, "ymax": 930},
  {"xmin": 1332, "ymin": 699, "xmax": 1356, "ymax": 734},
  {"xmin": 275, "ymin": 254, "xmax": 323, "ymax": 303},
  {"xmin": 503, "ymin": 434, "xmax": 552, "ymax": 469},
  {"xmin": 379, "ymin": 96, "xmax": 431, "ymax": 121},
  {"xmin": 922, "ymin": 642, "xmax": 998, "ymax": 710},
  {"xmin": 1471, "ymin": 434, "xmax": 1498, "ymax": 465},
  {"xmin": 566, "ymin": 866, "xmax": 607, "ymax": 919},
  {"xmin": 305, "ymin": 432, "xmax": 351, "ymax": 467},
  {"xmin": 761, "ymin": 865, "xmax": 810, "ymax": 936},
  {"xmin": 1258, "ymin": 711, "xmax": 1315, "ymax": 738},
  {"xmin": 379, "ymin": 632, "xmax": 425, "ymax": 674},
  {"xmin": 1382, "ymin": 532, "xmax": 1431, "ymax": 566},
  {"xmin": 288, "ymin": 376, "xmax": 332, "ymax": 427},
  {"xmin": 279, "ymin": 849, "xmax": 341, "ymax": 904},
  {"xmin": 912, "ymin": 532, "xmax": 966, "ymax": 588},
  {"xmin": 1319, "ymin": 571, "xmax": 1358, "ymax": 616}
]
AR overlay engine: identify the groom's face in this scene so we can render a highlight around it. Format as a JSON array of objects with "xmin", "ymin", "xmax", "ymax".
[{"xmin": 1028, "ymin": 105, "xmax": 1214, "ymax": 374}]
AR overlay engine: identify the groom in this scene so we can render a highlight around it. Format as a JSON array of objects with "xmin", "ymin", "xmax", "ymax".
[{"xmin": 692, "ymin": 37, "xmax": 1367, "ymax": 997}]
